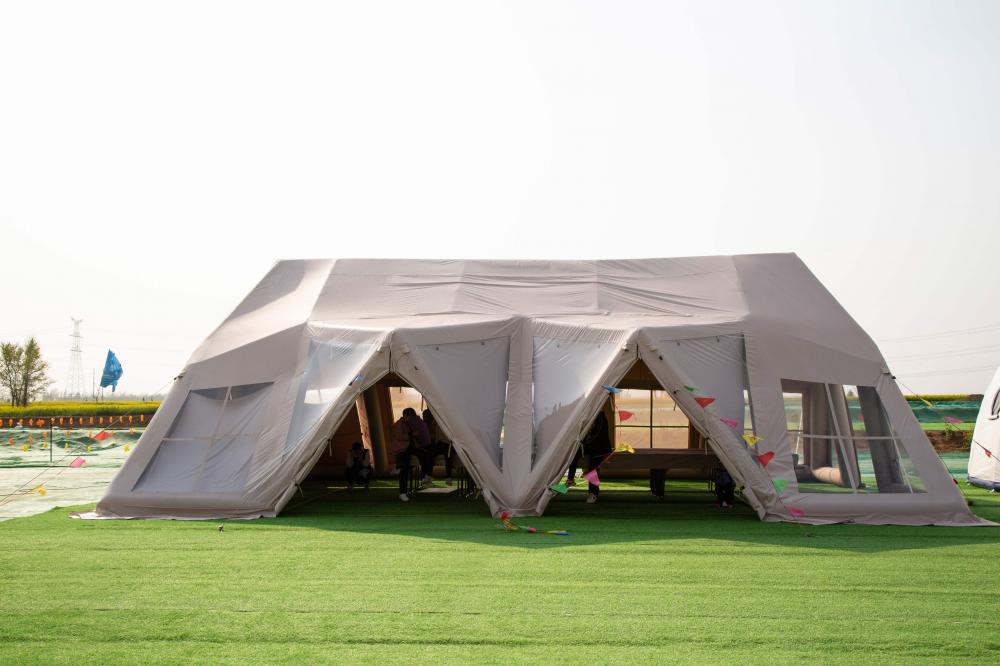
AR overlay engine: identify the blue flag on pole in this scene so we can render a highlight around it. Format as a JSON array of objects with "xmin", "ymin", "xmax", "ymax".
[{"xmin": 100, "ymin": 350, "xmax": 123, "ymax": 392}]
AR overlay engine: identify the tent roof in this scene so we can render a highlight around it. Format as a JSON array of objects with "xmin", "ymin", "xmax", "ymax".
[{"xmin": 192, "ymin": 253, "xmax": 881, "ymax": 366}]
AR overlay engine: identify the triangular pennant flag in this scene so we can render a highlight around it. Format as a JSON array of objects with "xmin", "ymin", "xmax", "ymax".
[
  {"xmin": 772, "ymin": 478, "xmax": 788, "ymax": 493},
  {"xmin": 743, "ymin": 434, "xmax": 760, "ymax": 446},
  {"xmin": 601, "ymin": 385, "xmax": 623, "ymax": 394},
  {"xmin": 617, "ymin": 409, "xmax": 635, "ymax": 422},
  {"xmin": 615, "ymin": 444, "xmax": 635, "ymax": 454},
  {"xmin": 694, "ymin": 396, "xmax": 715, "ymax": 408},
  {"xmin": 550, "ymin": 483, "xmax": 569, "ymax": 495},
  {"xmin": 720, "ymin": 418, "xmax": 739, "ymax": 428},
  {"xmin": 583, "ymin": 469, "xmax": 601, "ymax": 486},
  {"xmin": 21, "ymin": 444, "xmax": 28, "ymax": 452},
  {"xmin": 70, "ymin": 457, "xmax": 86, "ymax": 468},
  {"xmin": 920, "ymin": 398, "xmax": 934, "ymax": 408},
  {"xmin": 124, "ymin": 444, "xmax": 130, "ymax": 453},
  {"xmin": 94, "ymin": 430, "xmax": 110, "ymax": 441},
  {"xmin": 788, "ymin": 506, "xmax": 805, "ymax": 519},
  {"xmin": 757, "ymin": 451, "xmax": 775, "ymax": 467},
  {"xmin": 943, "ymin": 416, "xmax": 962, "ymax": 425},
  {"xmin": 684, "ymin": 386, "xmax": 699, "ymax": 392},
  {"xmin": 32, "ymin": 485, "xmax": 47, "ymax": 496}
]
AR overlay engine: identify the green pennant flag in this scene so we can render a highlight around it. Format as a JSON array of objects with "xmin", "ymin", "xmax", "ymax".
[
  {"xmin": 550, "ymin": 483, "xmax": 569, "ymax": 495},
  {"xmin": 684, "ymin": 386, "xmax": 699, "ymax": 392},
  {"xmin": 773, "ymin": 478, "xmax": 788, "ymax": 493}
]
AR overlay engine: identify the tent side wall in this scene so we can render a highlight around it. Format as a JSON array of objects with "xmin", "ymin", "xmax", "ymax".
[{"xmin": 969, "ymin": 367, "xmax": 1000, "ymax": 489}]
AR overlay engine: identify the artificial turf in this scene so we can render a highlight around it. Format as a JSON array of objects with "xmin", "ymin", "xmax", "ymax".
[{"xmin": 1, "ymin": 480, "xmax": 998, "ymax": 665}]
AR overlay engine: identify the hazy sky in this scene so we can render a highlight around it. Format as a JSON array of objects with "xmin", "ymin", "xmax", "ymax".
[{"xmin": 2, "ymin": 1, "xmax": 998, "ymax": 395}]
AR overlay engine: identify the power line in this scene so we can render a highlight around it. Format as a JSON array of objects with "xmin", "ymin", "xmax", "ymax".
[
  {"xmin": 878, "ymin": 323, "xmax": 1000, "ymax": 344},
  {"xmin": 886, "ymin": 343, "xmax": 1000, "ymax": 362},
  {"xmin": 896, "ymin": 364, "xmax": 996, "ymax": 378}
]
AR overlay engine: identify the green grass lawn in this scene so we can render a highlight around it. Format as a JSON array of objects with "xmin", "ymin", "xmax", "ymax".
[{"xmin": 2, "ymin": 480, "xmax": 999, "ymax": 665}]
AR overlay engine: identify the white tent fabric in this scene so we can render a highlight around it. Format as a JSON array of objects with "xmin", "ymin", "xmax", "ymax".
[
  {"xmin": 83, "ymin": 256, "xmax": 987, "ymax": 525},
  {"xmin": 969, "ymin": 366, "xmax": 1000, "ymax": 490}
]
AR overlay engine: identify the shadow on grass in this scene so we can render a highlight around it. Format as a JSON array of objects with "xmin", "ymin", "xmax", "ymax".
[{"xmin": 260, "ymin": 478, "xmax": 1000, "ymax": 554}]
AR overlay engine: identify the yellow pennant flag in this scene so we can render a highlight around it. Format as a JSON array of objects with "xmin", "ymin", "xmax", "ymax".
[
  {"xmin": 124, "ymin": 444, "xmax": 130, "ymax": 453},
  {"xmin": 615, "ymin": 444, "xmax": 636, "ymax": 454},
  {"xmin": 41, "ymin": 442, "xmax": 47, "ymax": 449},
  {"xmin": 31, "ymin": 485, "xmax": 47, "ymax": 496},
  {"xmin": 743, "ymin": 434, "xmax": 760, "ymax": 447},
  {"xmin": 21, "ymin": 444, "xmax": 29, "ymax": 452}
]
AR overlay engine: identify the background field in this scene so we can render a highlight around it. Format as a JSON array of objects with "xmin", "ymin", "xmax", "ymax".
[{"xmin": 1, "ymin": 473, "xmax": 997, "ymax": 665}]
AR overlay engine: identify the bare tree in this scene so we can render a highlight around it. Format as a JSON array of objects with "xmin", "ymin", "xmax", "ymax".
[{"xmin": 0, "ymin": 337, "xmax": 52, "ymax": 407}]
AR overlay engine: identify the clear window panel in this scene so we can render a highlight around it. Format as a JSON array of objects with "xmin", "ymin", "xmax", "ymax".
[
  {"xmin": 615, "ymin": 427, "xmax": 651, "ymax": 450},
  {"xmin": 651, "ymin": 427, "xmax": 689, "ymax": 449},
  {"xmin": 616, "ymin": 389, "xmax": 651, "ymax": 426},
  {"xmin": 783, "ymin": 379, "xmax": 926, "ymax": 494},
  {"xmin": 652, "ymin": 390, "xmax": 688, "ymax": 427},
  {"xmin": 133, "ymin": 439, "xmax": 208, "ymax": 493},
  {"xmin": 390, "ymin": 387, "xmax": 424, "ymax": 422}
]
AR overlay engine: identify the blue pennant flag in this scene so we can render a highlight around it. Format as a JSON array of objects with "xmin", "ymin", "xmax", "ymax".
[{"xmin": 100, "ymin": 350, "xmax": 123, "ymax": 392}]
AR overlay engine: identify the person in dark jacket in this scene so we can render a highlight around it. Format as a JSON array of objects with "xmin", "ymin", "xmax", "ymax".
[
  {"xmin": 344, "ymin": 441, "xmax": 373, "ymax": 490},
  {"xmin": 714, "ymin": 466, "xmax": 736, "ymax": 508},
  {"xmin": 390, "ymin": 407, "xmax": 431, "ymax": 502},
  {"xmin": 582, "ymin": 411, "xmax": 613, "ymax": 503},
  {"xmin": 422, "ymin": 409, "xmax": 456, "ymax": 486}
]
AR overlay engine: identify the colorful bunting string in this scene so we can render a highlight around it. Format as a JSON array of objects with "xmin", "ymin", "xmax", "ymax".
[{"xmin": 498, "ymin": 511, "xmax": 570, "ymax": 535}]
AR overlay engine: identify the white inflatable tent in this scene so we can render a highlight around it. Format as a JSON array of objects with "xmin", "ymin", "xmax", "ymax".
[
  {"xmin": 968, "ymin": 366, "xmax": 1000, "ymax": 490},
  {"xmin": 84, "ymin": 255, "xmax": 986, "ymax": 525}
]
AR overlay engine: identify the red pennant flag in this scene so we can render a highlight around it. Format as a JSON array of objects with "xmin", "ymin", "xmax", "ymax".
[
  {"xmin": 757, "ymin": 451, "xmax": 775, "ymax": 467},
  {"xmin": 789, "ymin": 506, "xmax": 805, "ymax": 519},
  {"xmin": 617, "ymin": 410, "xmax": 635, "ymax": 422},
  {"xmin": 694, "ymin": 397, "xmax": 715, "ymax": 408},
  {"xmin": 94, "ymin": 430, "xmax": 110, "ymax": 441}
]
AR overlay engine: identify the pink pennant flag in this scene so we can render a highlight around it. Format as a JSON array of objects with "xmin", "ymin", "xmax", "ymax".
[
  {"xmin": 788, "ymin": 506, "xmax": 805, "ymax": 519},
  {"xmin": 756, "ymin": 451, "xmax": 775, "ymax": 467},
  {"xmin": 69, "ymin": 457, "xmax": 86, "ymax": 468},
  {"xmin": 694, "ymin": 397, "xmax": 716, "ymax": 408},
  {"xmin": 720, "ymin": 418, "xmax": 739, "ymax": 428},
  {"xmin": 617, "ymin": 410, "xmax": 635, "ymax": 422},
  {"xmin": 943, "ymin": 416, "xmax": 962, "ymax": 425},
  {"xmin": 583, "ymin": 469, "xmax": 600, "ymax": 486}
]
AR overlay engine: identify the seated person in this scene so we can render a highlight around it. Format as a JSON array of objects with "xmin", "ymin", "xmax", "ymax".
[
  {"xmin": 391, "ymin": 407, "xmax": 431, "ymax": 501},
  {"xmin": 344, "ymin": 441, "xmax": 373, "ymax": 490},
  {"xmin": 422, "ymin": 409, "xmax": 456, "ymax": 486}
]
